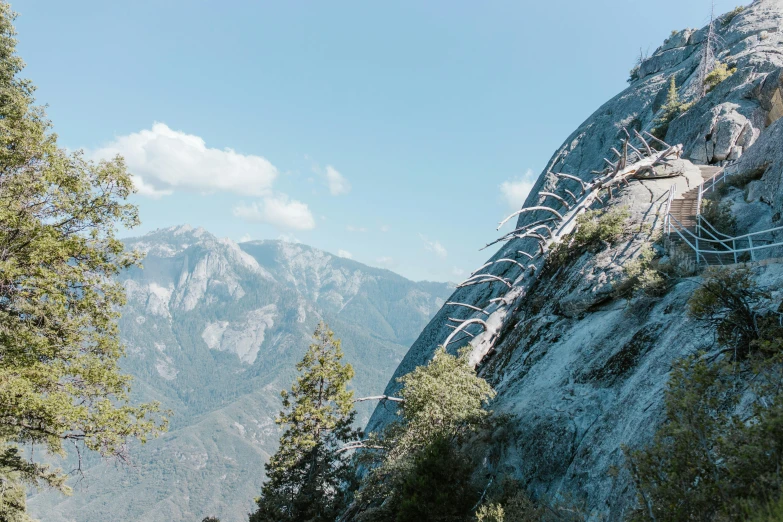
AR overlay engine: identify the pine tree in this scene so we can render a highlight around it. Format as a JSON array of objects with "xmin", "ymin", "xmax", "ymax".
[
  {"xmin": 652, "ymin": 76, "xmax": 691, "ymax": 140},
  {"xmin": 250, "ymin": 322, "xmax": 359, "ymax": 522}
]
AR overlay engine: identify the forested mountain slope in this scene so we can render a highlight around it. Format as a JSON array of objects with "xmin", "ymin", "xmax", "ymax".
[{"xmin": 28, "ymin": 226, "xmax": 452, "ymax": 522}]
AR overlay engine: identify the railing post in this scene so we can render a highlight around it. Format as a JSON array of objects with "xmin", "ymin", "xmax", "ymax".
[
  {"xmin": 749, "ymin": 236, "xmax": 755, "ymax": 261},
  {"xmin": 733, "ymin": 239, "xmax": 737, "ymax": 264}
]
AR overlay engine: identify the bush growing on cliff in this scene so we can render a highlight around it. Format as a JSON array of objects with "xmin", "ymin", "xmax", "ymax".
[
  {"xmin": 547, "ymin": 206, "xmax": 630, "ymax": 270},
  {"xmin": 626, "ymin": 351, "xmax": 783, "ymax": 521},
  {"xmin": 628, "ymin": 48, "xmax": 648, "ymax": 83},
  {"xmin": 705, "ymin": 61, "xmax": 737, "ymax": 93},
  {"xmin": 701, "ymin": 198, "xmax": 738, "ymax": 238},
  {"xmin": 475, "ymin": 489, "xmax": 546, "ymax": 522},
  {"xmin": 722, "ymin": 5, "xmax": 745, "ymax": 26},
  {"xmin": 395, "ymin": 435, "xmax": 477, "ymax": 522},
  {"xmin": 474, "ymin": 478, "xmax": 588, "ymax": 522},
  {"xmin": 627, "ymin": 266, "xmax": 783, "ymax": 520},
  {"xmin": 688, "ymin": 267, "xmax": 769, "ymax": 358},
  {"xmin": 618, "ymin": 244, "xmax": 672, "ymax": 298}
]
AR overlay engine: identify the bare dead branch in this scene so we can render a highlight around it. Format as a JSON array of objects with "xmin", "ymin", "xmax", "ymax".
[
  {"xmin": 445, "ymin": 302, "xmax": 490, "ymax": 315},
  {"xmin": 634, "ymin": 129, "xmax": 653, "ymax": 156},
  {"xmin": 494, "ymin": 258, "xmax": 527, "ymax": 271},
  {"xmin": 446, "ymin": 324, "xmax": 475, "ymax": 337},
  {"xmin": 336, "ymin": 442, "xmax": 386, "ymax": 454},
  {"xmin": 539, "ymin": 192, "xmax": 571, "ymax": 210},
  {"xmin": 497, "ymin": 206, "xmax": 563, "ymax": 230},
  {"xmin": 643, "ymin": 130, "xmax": 671, "ymax": 149},
  {"xmin": 554, "ymin": 172, "xmax": 587, "ymax": 193},
  {"xmin": 442, "ymin": 318, "xmax": 489, "ymax": 348},
  {"xmin": 353, "ymin": 395, "xmax": 404, "ymax": 404},
  {"xmin": 458, "ymin": 274, "xmax": 513, "ymax": 289}
]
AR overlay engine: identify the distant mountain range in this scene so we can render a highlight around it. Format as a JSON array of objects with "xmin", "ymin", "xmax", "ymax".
[{"xmin": 28, "ymin": 225, "xmax": 453, "ymax": 522}]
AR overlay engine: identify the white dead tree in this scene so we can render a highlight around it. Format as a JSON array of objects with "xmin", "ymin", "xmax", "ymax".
[
  {"xmin": 442, "ymin": 130, "xmax": 684, "ymax": 368},
  {"xmin": 698, "ymin": 0, "xmax": 719, "ymax": 96}
]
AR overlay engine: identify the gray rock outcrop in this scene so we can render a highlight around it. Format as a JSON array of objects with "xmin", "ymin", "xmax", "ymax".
[{"xmin": 365, "ymin": 1, "xmax": 783, "ymax": 518}]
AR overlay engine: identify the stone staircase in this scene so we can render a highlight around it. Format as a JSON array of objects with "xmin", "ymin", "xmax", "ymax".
[{"xmin": 667, "ymin": 165, "xmax": 726, "ymax": 265}]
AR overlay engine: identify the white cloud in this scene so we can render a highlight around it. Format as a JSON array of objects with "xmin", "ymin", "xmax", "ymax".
[
  {"xmin": 337, "ymin": 250, "xmax": 353, "ymax": 259},
  {"xmin": 451, "ymin": 267, "xmax": 466, "ymax": 277},
  {"xmin": 278, "ymin": 234, "xmax": 301, "ymax": 243},
  {"xmin": 380, "ymin": 225, "xmax": 390, "ymax": 233},
  {"xmin": 346, "ymin": 225, "xmax": 367, "ymax": 233},
  {"xmin": 91, "ymin": 122, "xmax": 278, "ymax": 198},
  {"xmin": 131, "ymin": 175, "xmax": 173, "ymax": 198},
  {"xmin": 420, "ymin": 234, "xmax": 448, "ymax": 259},
  {"xmin": 233, "ymin": 194, "xmax": 316, "ymax": 230},
  {"xmin": 375, "ymin": 256, "xmax": 396, "ymax": 268},
  {"xmin": 325, "ymin": 165, "xmax": 351, "ymax": 196},
  {"xmin": 239, "ymin": 233, "xmax": 252, "ymax": 243},
  {"xmin": 500, "ymin": 169, "xmax": 537, "ymax": 209}
]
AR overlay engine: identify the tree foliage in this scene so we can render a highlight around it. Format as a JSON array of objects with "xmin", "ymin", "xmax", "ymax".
[
  {"xmin": 705, "ymin": 61, "xmax": 736, "ymax": 93},
  {"xmin": 688, "ymin": 267, "xmax": 768, "ymax": 357},
  {"xmin": 352, "ymin": 347, "xmax": 495, "ymax": 521},
  {"xmin": 547, "ymin": 206, "xmax": 630, "ymax": 271},
  {"xmin": 250, "ymin": 322, "xmax": 359, "ymax": 522},
  {"xmin": 474, "ymin": 477, "xmax": 587, "ymax": 522},
  {"xmin": 394, "ymin": 435, "xmax": 477, "ymax": 522},
  {"xmin": 628, "ymin": 267, "xmax": 783, "ymax": 520},
  {"xmin": 701, "ymin": 198, "xmax": 737, "ymax": 238},
  {"xmin": 722, "ymin": 6, "xmax": 745, "ymax": 27},
  {"xmin": 0, "ymin": 2, "xmax": 165, "ymax": 514},
  {"xmin": 626, "ymin": 354, "xmax": 783, "ymax": 521},
  {"xmin": 652, "ymin": 76, "xmax": 692, "ymax": 140}
]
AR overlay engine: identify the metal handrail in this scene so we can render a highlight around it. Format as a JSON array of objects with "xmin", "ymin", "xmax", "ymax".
[
  {"xmin": 668, "ymin": 212, "xmax": 783, "ymax": 262},
  {"xmin": 665, "ymin": 184, "xmax": 676, "ymax": 234},
  {"xmin": 671, "ymin": 217, "xmax": 783, "ymax": 247},
  {"xmin": 664, "ymin": 161, "xmax": 782, "ymax": 265},
  {"xmin": 699, "ymin": 215, "xmax": 734, "ymax": 240},
  {"xmin": 668, "ymin": 214, "xmax": 704, "ymax": 263}
]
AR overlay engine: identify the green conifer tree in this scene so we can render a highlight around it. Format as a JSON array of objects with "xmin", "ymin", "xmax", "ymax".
[
  {"xmin": 652, "ymin": 76, "xmax": 691, "ymax": 140},
  {"xmin": 250, "ymin": 322, "xmax": 359, "ymax": 522}
]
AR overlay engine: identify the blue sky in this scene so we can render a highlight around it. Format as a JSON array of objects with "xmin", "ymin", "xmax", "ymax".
[{"xmin": 14, "ymin": 0, "xmax": 742, "ymax": 281}]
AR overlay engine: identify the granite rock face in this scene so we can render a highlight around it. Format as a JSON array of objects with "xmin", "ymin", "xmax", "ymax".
[{"xmin": 366, "ymin": 1, "xmax": 783, "ymax": 518}]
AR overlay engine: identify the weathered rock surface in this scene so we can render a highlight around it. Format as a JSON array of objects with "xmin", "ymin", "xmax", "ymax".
[{"xmin": 366, "ymin": 1, "xmax": 783, "ymax": 518}]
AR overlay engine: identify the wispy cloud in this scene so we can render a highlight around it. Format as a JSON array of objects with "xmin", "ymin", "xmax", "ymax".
[
  {"xmin": 325, "ymin": 166, "xmax": 351, "ymax": 196},
  {"xmin": 420, "ymin": 234, "xmax": 448, "ymax": 259},
  {"xmin": 233, "ymin": 195, "xmax": 315, "ymax": 230},
  {"xmin": 380, "ymin": 225, "xmax": 390, "ymax": 233},
  {"xmin": 500, "ymin": 169, "xmax": 537, "ymax": 209},
  {"xmin": 375, "ymin": 256, "xmax": 396, "ymax": 269},
  {"xmin": 337, "ymin": 250, "xmax": 353, "ymax": 259},
  {"xmin": 91, "ymin": 122, "xmax": 278, "ymax": 197},
  {"xmin": 278, "ymin": 234, "xmax": 301, "ymax": 243},
  {"xmin": 346, "ymin": 225, "xmax": 367, "ymax": 233}
]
